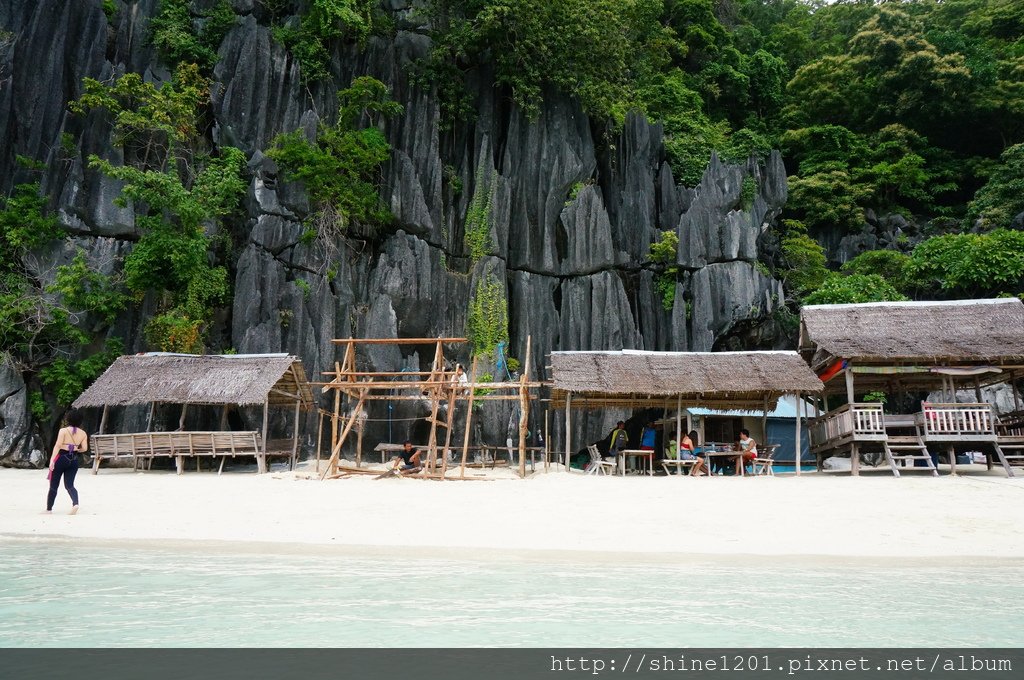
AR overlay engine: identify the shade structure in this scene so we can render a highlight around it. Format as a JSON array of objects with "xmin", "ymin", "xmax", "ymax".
[
  {"xmin": 549, "ymin": 349, "xmax": 823, "ymax": 410},
  {"xmin": 73, "ymin": 353, "xmax": 314, "ymax": 409}
]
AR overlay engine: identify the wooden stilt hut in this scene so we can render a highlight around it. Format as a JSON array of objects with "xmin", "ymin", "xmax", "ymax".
[
  {"xmin": 799, "ymin": 299, "xmax": 1024, "ymax": 477},
  {"xmin": 548, "ymin": 350, "xmax": 823, "ymax": 475},
  {"xmin": 73, "ymin": 353, "xmax": 313, "ymax": 474}
]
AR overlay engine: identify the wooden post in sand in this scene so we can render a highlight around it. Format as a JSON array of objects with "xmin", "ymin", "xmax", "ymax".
[
  {"xmin": 564, "ymin": 393, "xmax": 572, "ymax": 471},
  {"xmin": 258, "ymin": 398, "xmax": 269, "ymax": 474},
  {"xmin": 459, "ymin": 357, "xmax": 479, "ymax": 479},
  {"xmin": 517, "ymin": 336, "xmax": 532, "ymax": 478},
  {"xmin": 290, "ymin": 400, "xmax": 301, "ymax": 471},
  {"xmin": 544, "ymin": 408, "xmax": 550, "ymax": 472},
  {"xmin": 794, "ymin": 393, "xmax": 802, "ymax": 477},
  {"xmin": 315, "ymin": 410, "xmax": 324, "ymax": 474}
]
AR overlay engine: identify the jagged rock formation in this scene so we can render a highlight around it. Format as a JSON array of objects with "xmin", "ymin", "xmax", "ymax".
[{"xmin": 0, "ymin": 0, "xmax": 790, "ymax": 465}]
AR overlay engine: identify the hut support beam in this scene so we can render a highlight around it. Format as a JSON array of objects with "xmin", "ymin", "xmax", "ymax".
[
  {"xmin": 794, "ymin": 393, "xmax": 803, "ymax": 476},
  {"xmin": 290, "ymin": 400, "xmax": 301, "ymax": 471},
  {"xmin": 258, "ymin": 398, "xmax": 269, "ymax": 474},
  {"xmin": 675, "ymin": 395, "xmax": 682, "ymax": 468},
  {"xmin": 845, "ymin": 368, "xmax": 855, "ymax": 405},
  {"xmin": 99, "ymin": 405, "xmax": 109, "ymax": 435},
  {"xmin": 564, "ymin": 393, "xmax": 572, "ymax": 472}
]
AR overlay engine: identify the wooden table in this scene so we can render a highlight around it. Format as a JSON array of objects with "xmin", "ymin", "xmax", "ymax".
[
  {"xmin": 619, "ymin": 449, "xmax": 654, "ymax": 476},
  {"xmin": 703, "ymin": 444, "xmax": 746, "ymax": 476}
]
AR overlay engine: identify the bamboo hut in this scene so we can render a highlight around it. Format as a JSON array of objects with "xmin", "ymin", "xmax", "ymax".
[
  {"xmin": 799, "ymin": 298, "xmax": 1024, "ymax": 476},
  {"xmin": 549, "ymin": 349, "xmax": 823, "ymax": 475},
  {"xmin": 73, "ymin": 353, "xmax": 313, "ymax": 474}
]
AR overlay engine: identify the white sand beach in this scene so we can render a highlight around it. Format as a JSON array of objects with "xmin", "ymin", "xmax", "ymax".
[{"xmin": 3, "ymin": 465, "xmax": 1023, "ymax": 559}]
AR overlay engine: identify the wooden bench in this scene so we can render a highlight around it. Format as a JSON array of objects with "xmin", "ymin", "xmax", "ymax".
[{"xmin": 90, "ymin": 431, "xmax": 278, "ymax": 474}]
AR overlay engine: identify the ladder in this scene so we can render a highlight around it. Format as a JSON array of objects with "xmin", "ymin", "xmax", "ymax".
[{"xmin": 882, "ymin": 435, "xmax": 938, "ymax": 477}]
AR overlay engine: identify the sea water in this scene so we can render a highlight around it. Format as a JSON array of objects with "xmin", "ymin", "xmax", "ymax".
[{"xmin": 0, "ymin": 539, "xmax": 1021, "ymax": 648}]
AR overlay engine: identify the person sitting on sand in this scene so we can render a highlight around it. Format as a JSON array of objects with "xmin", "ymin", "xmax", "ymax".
[
  {"xmin": 393, "ymin": 440, "xmax": 423, "ymax": 473},
  {"xmin": 47, "ymin": 409, "xmax": 87, "ymax": 515},
  {"xmin": 736, "ymin": 428, "xmax": 758, "ymax": 475}
]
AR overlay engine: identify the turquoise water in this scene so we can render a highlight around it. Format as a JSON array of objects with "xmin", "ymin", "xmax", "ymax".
[{"xmin": 1, "ymin": 539, "xmax": 1021, "ymax": 647}]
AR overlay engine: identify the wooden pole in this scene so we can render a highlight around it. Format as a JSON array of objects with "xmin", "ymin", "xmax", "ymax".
[
  {"xmin": 518, "ymin": 336, "xmax": 532, "ymax": 478},
  {"xmin": 320, "ymin": 389, "xmax": 367, "ymax": 480},
  {"xmin": 146, "ymin": 402, "xmax": 155, "ymax": 432},
  {"xmin": 315, "ymin": 410, "xmax": 324, "ymax": 474},
  {"xmin": 564, "ymin": 393, "xmax": 572, "ymax": 471},
  {"xmin": 97, "ymin": 403, "xmax": 109, "ymax": 436},
  {"xmin": 544, "ymin": 407, "xmax": 550, "ymax": 473},
  {"xmin": 290, "ymin": 400, "xmax": 301, "ymax": 471},
  {"xmin": 795, "ymin": 393, "xmax": 802, "ymax": 477},
  {"xmin": 845, "ymin": 368, "xmax": 855, "ymax": 405},
  {"xmin": 259, "ymin": 398, "xmax": 269, "ymax": 474},
  {"xmin": 1014, "ymin": 371, "xmax": 1021, "ymax": 413},
  {"xmin": 974, "ymin": 376, "xmax": 983, "ymax": 403},
  {"xmin": 178, "ymin": 403, "xmax": 188, "ymax": 431},
  {"xmin": 761, "ymin": 395, "xmax": 769, "ymax": 445},
  {"xmin": 219, "ymin": 404, "xmax": 230, "ymax": 431},
  {"xmin": 440, "ymin": 386, "xmax": 457, "ymax": 478},
  {"xmin": 675, "ymin": 394, "xmax": 682, "ymax": 467},
  {"xmin": 356, "ymin": 414, "xmax": 364, "ymax": 468},
  {"xmin": 459, "ymin": 357, "xmax": 479, "ymax": 479},
  {"xmin": 331, "ymin": 360, "xmax": 341, "ymax": 466}
]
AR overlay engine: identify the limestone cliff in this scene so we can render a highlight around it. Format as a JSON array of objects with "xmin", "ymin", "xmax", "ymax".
[{"xmin": 0, "ymin": 0, "xmax": 789, "ymax": 465}]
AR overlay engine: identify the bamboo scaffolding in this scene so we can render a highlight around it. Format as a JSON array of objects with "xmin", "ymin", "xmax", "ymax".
[{"xmin": 319, "ymin": 336, "xmax": 540, "ymax": 481}]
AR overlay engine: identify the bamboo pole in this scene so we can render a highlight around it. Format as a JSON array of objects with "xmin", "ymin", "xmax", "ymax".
[
  {"xmin": 179, "ymin": 403, "xmax": 188, "ymax": 431},
  {"xmin": 459, "ymin": 357, "xmax": 479, "ymax": 479},
  {"xmin": 518, "ymin": 336, "xmax": 532, "ymax": 478},
  {"xmin": 675, "ymin": 394, "xmax": 681, "ymax": 470}
]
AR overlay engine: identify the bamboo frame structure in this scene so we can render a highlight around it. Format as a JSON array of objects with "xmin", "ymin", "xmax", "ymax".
[{"xmin": 319, "ymin": 337, "xmax": 542, "ymax": 480}]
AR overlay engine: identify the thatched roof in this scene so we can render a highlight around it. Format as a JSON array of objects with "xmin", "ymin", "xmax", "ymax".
[
  {"xmin": 800, "ymin": 298, "xmax": 1024, "ymax": 370},
  {"xmin": 73, "ymin": 354, "xmax": 314, "ymax": 409},
  {"xmin": 549, "ymin": 350, "xmax": 823, "ymax": 409}
]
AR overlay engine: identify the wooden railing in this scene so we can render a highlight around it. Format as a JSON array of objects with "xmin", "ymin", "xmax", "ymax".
[
  {"xmin": 92, "ymin": 431, "xmax": 262, "ymax": 459},
  {"xmin": 809, "ymin": 403, "xmax": 886, "ymax": 448},
  {"xmin": 997, "ymin": 409, "xmax": 1024, "ymax": 437},
  {"xmin": 920, "ymin": 402, "xmax": 995, "ymax": 439}
]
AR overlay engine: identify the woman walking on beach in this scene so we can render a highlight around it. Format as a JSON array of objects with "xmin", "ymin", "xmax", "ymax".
[{"xmin": 46, "ymin": 409, "xmax": 87, "ymax": 515}]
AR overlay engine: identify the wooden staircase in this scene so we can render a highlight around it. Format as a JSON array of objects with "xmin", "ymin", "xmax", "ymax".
[
  {"xmin": 882, "ymin": 436, "xmax": 938, "ymax": 477},
  {"xmin": 991, "ymin": 442, "xmax": 1022, "ymax": 477}
]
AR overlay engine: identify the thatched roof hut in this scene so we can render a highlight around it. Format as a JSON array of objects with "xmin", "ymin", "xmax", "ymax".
[
  {"xmin": 799, "ymin": 298, "xmax": 1024, "ymax": 395},
  {"xmin": 549, "ymin": 349, "xmax": 823, "ymax": 410},
  {"xmin": 73, "ymin": 353, "xmax": 314, "ymax": 409}
]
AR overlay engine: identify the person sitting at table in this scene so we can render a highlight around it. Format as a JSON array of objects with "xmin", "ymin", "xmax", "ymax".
[
  {"xmin": 631, "ymin": 421, "xmax": 656, "ymax": 472},
  {"xmin": 736, "ymin": 429, "xmax": 758, "ymax": 475},
  {"xmin": 605, "ymin": 420, "xmax": 629, "ymax": 463},
  {"xmin": 392, "ymin": 440, "xmax": 423, "ymax": 473},
  {"xmin": 687, "ymin": 431, "xmax": 708, "ymax": 475}
]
